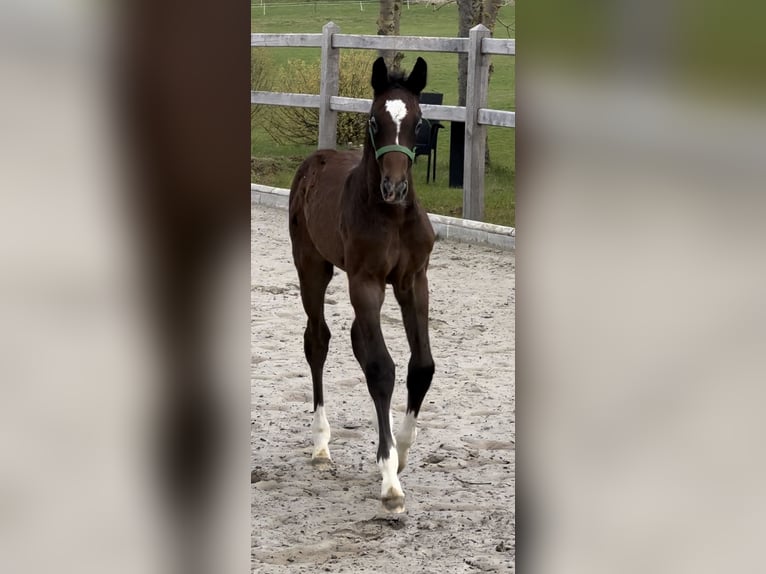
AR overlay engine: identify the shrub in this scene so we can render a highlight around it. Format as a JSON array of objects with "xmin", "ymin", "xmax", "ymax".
[
  {"xmin": 251, "ymin": 48, "xmax": 275, "ymax": 126},
  {"xmin": 261, "ymin": 51, "xmax": 374, "ymax": 147}
]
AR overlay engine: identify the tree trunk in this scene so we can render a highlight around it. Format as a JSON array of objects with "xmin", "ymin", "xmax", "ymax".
[
  {"xmin": 456, "ymin": 0, "xmax": 475, "ymax": 107},
  {"xmin": 481, "ymin": 0, "xmax": 502, "ymax": 164},
  {"xmin": 457, "ymin": 0, "xmax": 502, "ymax": 162},
  {"xmin": 377, "ymin": 0, "xmax": 404, "ymax": 72},
  {"xmin": 482, "ymin": 0, "xmax": 502, "ymax": 35}
]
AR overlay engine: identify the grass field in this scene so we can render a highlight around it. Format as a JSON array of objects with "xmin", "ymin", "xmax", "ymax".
[{"xmin": 251, "ymin": 1, "xmax": 515, "ymax": 225}]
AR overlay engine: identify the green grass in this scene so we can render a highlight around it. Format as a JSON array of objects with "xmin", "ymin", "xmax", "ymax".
[{"xmin": 251, "ymin": 1, "xmax": 515, "ymax": 226}]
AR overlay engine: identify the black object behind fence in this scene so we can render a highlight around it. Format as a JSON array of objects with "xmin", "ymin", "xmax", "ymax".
[
  {"xmin": 414, "ymin": 92, "xmax": 445, "ymax": 183},
  {"xmin": 449, "ymin": 121, "xmax": 465, "ymax": 188}
]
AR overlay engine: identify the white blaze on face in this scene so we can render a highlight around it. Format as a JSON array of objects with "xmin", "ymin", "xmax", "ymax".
[{"xmin": 385, "ymin": 99, "xmax": 408, "ymax": 145}]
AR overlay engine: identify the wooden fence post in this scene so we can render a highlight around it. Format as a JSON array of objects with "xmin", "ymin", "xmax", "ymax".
[
  {"xmin": 463, "ymin": 24, "xmax": 490, "ymax": 221},
  {"xmin": 318, "ymin": 22, "xmax": 340, "ymax": 150}
]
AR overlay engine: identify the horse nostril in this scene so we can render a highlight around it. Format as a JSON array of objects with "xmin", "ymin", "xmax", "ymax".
[{"xmin": 380, "ymin": 177, "xmax": 408, "ymax": 202}]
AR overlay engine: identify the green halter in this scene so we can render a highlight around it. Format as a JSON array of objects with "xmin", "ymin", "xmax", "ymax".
[{"xmin": 369, "ymin": 122, "xmax": 416, "ymax": 162}]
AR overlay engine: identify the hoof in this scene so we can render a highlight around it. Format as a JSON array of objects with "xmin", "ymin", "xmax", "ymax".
[
  {"xmin": 381, "ymin": 490, "xmax": 406, "ymax": 514},
  {"xmin": 311, "ymin": 450, "xmax": 332, "ymax": 465}
]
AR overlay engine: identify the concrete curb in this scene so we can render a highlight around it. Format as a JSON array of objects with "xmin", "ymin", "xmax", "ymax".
[
  {"xmin": 251, "ymin": 184, "xmax": 290, "ymax": 209},
  {"xmin": 251, "ymin": 184, "xmax": 515, "ymax": 251}
]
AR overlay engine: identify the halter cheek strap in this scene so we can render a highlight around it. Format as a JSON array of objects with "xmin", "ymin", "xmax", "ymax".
[{"xmin": 369, "ymin": 123, "xmax": 416, "ymax": 162}]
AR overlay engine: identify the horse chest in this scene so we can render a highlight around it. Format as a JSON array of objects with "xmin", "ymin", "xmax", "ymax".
[
  {"xmin": 384, "ymin": 237, "xmax": 432, "ymax": 291},
  {"xmin": 343, "ymin": 221, "xmax": 427, "ymax": 280}
]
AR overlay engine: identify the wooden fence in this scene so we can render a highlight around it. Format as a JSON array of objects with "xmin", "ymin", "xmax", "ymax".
[{"xmin": 251, "ymin": 22, "xmax": 515, "ymax": 221}]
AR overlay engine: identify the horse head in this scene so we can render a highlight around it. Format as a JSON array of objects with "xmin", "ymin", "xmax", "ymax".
[{"xmin": 368, "ymin": 56, "xmax": 428, "ymax": 204}]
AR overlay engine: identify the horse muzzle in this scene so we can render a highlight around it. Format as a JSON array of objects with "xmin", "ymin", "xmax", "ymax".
[{"xmin": 381, "ymin": 177, "xmax": 408, "ymax": 204}]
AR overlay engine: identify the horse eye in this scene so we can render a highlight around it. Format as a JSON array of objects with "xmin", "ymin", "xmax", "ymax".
[{"xmin": 369, "ymin": 116, "xmax": 378, "ymax": 134}]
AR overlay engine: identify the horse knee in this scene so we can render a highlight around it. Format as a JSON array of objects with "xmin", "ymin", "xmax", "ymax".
[
  {"xmin": 304, "ymin": 320, "xmax": 330, "ymax": 361},
  {"xmin": 365, "ymin": 356, "xmax": 395, "ymax": 393},
  {"xmin": 408, "ymin": 360, "xmax": 434, "ymax": 388},
  {"xmin": 318, "ymin": 321, "xmax": 331, "ymax": 346}
]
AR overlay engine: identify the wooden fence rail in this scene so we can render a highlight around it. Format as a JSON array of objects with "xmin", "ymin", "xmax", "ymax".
[{"xmin": 251, "ymin": 23, "xmax": 515, "ymax": 221}]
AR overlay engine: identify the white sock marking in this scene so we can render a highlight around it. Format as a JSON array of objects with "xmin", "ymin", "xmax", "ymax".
[
  {"xmin": 396, "ymin": 412, "xmax": 418, "ymax": 471},
  {"xmin": 385, "ymin": 99, "xmax": 408, "ymax": 145},
  {"xmin": 372, "ymin": 407, "xmax": 404, "ymax": 509},
  {"xmin": 312, "ymin": 405, "xmax": 331, "ymax": 460},
  {"xmin": 379, "ymin": 436, "xmax": 404, "ymax": 505}
]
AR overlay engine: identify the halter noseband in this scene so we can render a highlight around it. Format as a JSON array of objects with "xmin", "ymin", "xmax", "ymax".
[{"xmin": 368, "ymin": 122, "xmax": 416, "ymax": 162}]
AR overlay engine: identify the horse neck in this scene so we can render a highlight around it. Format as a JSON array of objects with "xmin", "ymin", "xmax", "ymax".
[{"xmin": 361, "ymin": 142, "xmax": 379, "ymax": 181}]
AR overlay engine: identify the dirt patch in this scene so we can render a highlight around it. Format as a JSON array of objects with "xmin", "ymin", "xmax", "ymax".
[{"xmin": 252, "ymin": 204, "xmax": 515, "ymax": 573}]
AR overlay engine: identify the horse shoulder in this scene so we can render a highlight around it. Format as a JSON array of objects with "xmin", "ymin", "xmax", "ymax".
[{"xmin": 403, "ymin": 204, "xmax": 435, "ymax": 253}]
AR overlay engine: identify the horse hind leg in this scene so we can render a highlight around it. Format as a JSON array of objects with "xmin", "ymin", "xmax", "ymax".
[{"xmin": 296, "ymin": 257, "xmax": 334, "ymax": 463}]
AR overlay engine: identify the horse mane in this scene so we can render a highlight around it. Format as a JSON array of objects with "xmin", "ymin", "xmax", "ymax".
[
  {"xmin": 373, "ymin": 70, "xmax": 414, "ymax": 95},
  {"xmin": 385, "ymin": 70, "xmax": 408, "ymax": 90}
]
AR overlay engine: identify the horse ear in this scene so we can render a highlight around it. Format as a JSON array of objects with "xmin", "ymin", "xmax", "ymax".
[
  {"xmin": 405, "ymin": 57, "xmax": 427, "ymax": 95},
  {"xmin": 371, "ymin": 57, "xmax": 389, "ymax": 94}
]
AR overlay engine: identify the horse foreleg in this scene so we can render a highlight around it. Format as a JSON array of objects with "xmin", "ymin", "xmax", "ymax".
[
  {"xmin": 393, "ymin": 270, "xmax": 435, "ymax": 473},
  {"xmin": 349, "ymin": 277, "xmax": 405, "ymax": 513}
]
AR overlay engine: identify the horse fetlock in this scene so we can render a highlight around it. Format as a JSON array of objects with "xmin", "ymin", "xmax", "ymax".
[
  {"xmin": 395, "ymin": 412, "xmax": 418, "ymax": 473},
  {"xmin": 380, "ymin": 456, "xmax": 405, "ymax": 511},
  {"xmin": 312, "ymin": 406, "xmax": 332, "ymax": 462},
  {"xmin": 378, "ymin": 446, "xmax": 404, "ymax": 510},
  {"xmin": 394, "ymin": 435, "xmax": 413, "ymax": 472},
  {"xmin": 395, "ymin": 446, "xmax": 409, "ymax": 474},
  {"xmin": 408, "ymin": 361, "xmax": 435, "ymax": 383}
]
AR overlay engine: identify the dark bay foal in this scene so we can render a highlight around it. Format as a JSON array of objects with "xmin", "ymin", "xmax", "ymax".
[{"xmin": 288, "ymin": 57, "xmax": 435, "ymax": 513}]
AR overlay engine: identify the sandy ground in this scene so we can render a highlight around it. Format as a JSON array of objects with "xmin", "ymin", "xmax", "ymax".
[{"xmin": 252, "ymin": 204, "xmax": 515, "ymax": 573}]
